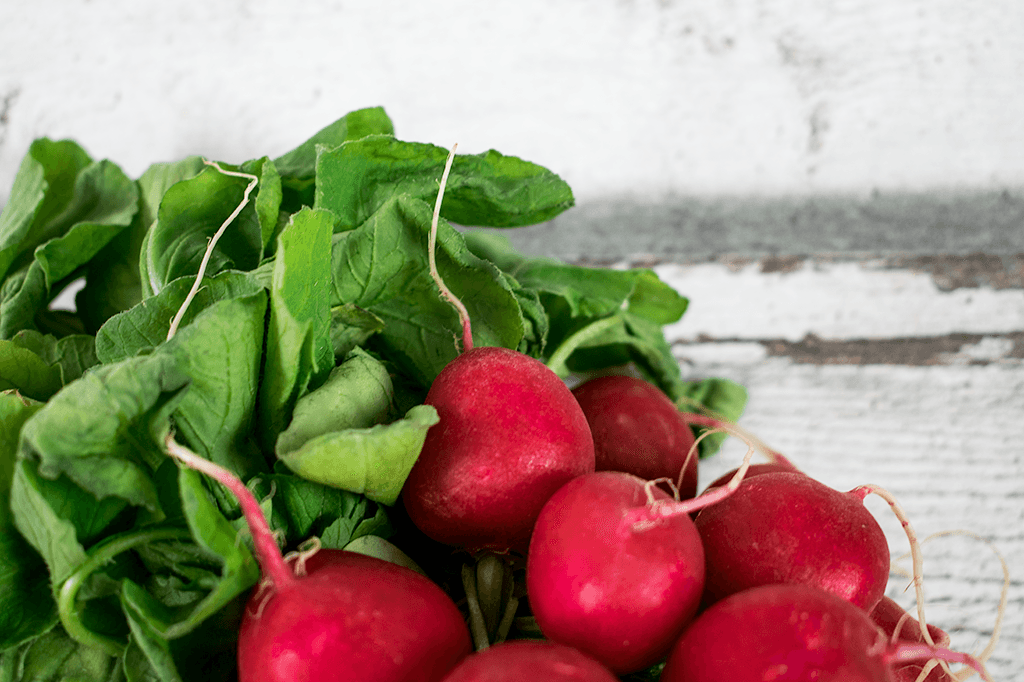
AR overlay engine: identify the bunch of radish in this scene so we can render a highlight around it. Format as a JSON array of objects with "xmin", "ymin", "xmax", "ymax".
[{"xmin": 159, "ymin": 146, "xmax": 1001, "ymax": 682}]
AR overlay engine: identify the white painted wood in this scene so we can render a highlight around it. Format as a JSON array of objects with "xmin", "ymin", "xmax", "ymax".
[
  {"xmin": 691, "ymin": 359, "xmax": 1023, "ymax": 681},
  {"xmin": 657, "ymin": 260, "xmax": 1024, "ymax": 342},
  {"xmin": 670, "ymin": 260, "xmax": 1024, "ymax": 681},
  {"xmin": 2, "ymin": 0, "xmax": 1023, "ymax": 209}
]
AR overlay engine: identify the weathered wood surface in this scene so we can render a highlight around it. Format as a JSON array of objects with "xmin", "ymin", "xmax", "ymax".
[{"xmin": 650, "ymin": 255, "xmax": 1023, "ymax": 680}]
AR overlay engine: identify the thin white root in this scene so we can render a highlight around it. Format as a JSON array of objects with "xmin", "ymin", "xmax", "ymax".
[
  {"xmin": 167, "ymin": 160, "xmax": 258, "ymax": 340},
  {"xmin": 427, "ymin": 144, "xmax": 473, "ymax": 353},
  {"xmin": 891, "ymin": 530, "xmax": 1010, "ymax": 682}
]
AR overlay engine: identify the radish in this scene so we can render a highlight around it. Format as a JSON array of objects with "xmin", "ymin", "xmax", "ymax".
[
  {"xmin": 525, "ymin": 467, "xmax": 757, "ymax": 674},
  {"xmin": 660, "ymin": 583, "xmax": 992, "ymax": 682},
  {"xmin": 400, "ymin": 145, "xmax": 594, "ymax": 554},
  {"xmin": 570, "ymin": 374, "xmax": 699, "ymax": 499},
  {"xmin": 702, "ymin": 460, "xmax": 801, "ymax": 492},
  {"xmin": 693, "ymin": 471, "xmax": 891, "ymax": 611},
  {"xmin": 440, "ymin": 640, "xmax": 618, "ymax": 682},
  {"xmin": 164, "ymin": 437, "xmax": 472, "ymax": 682},
  {"xmin": 871, "ymin": 596, "xmax": 954, "ymax": 682}
]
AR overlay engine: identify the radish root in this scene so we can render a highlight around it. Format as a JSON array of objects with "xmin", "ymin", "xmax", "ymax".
[
  {"xmin": 427, "ymin": 144, "xmax": 473, "ymax": 353},
  {"xmin": 890, "ymin": 530, "xmax": 1010, "ymax": 682},
  {"xmin": 167, "ymin": 160, "xmax": 258, "ymax": 340}
]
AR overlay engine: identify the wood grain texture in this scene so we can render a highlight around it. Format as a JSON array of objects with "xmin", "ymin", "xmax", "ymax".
[{"xmin": 657, "ymin": 258, "xmax": 1023, "ymax": 681}]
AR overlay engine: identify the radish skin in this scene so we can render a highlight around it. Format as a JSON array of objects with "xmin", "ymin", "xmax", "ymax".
[
  {"xmin": 694, "ymin": 471, "xmax": 891, "ymax": 610},
  {"xmin": 526, "ymin": 471, "xmax": 705, "ymax": 674},
  {"xmin": 661, "ymin": 584, "xmax": 992, "ymax": 682},
  {"xmin": 401, "ymin": 145, "xmax": 595, "ymax": 554},
  {"xmin": 164, "ymin": 436, "xmax": 471, "ymax": 682},
  {"xmin": 571, "ymin": 375, "xmax": 699, "ymax": 499},
  {"xmin": 440, "ymin": 640, "xmax": 618, "ymax": 682}
]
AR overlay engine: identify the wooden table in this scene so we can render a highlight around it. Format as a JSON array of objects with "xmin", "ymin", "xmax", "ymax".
[{"xmin": 652, "ymin": 252, "xmax": 1023, "ymax": 681}]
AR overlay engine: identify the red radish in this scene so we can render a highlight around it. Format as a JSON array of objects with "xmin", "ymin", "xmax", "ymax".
[
  {"xmin": 400, "ymin": 145, "xmax": 595, "ymax": 554},
  {"xmin": 660, "ymin": 583, "xmax": 992, "ymax": 682},
  {"xmin": 871, "ymin": 596, "xmax": 954, "ymax": 682},
  {"xmin": 440, "ymin": 640, "xmax": 618, "ymax": 682},
  {"xmin": 164, "ymin": 436, "xmax": 471, "ymax": 682},
  {"xmin": 702, "ymin": 460, "xmax": 801, "ymax": 492},
  {"xmin": 525, "ymin": 471, "xmax": 707, "ymax": 674},
  {"xmin": 694, "ymin": 471, "xmax": 891, "ymax": 611},
  {"xmin": 571, "ymin": 374, "xmax": 699, "ymax": 499}
]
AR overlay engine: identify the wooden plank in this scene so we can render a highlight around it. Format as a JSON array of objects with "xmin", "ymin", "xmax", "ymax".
[{"xmin": 655, "ymin": 256, "xmax": 1023, "ymax": 680}]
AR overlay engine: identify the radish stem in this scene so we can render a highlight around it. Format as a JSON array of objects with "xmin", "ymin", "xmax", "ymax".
[{"xmin": 164, "ymin": 433, "xmax": 295, "ymax": 590}]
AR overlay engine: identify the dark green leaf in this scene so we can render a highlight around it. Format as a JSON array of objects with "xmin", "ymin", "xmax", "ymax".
[
  {"xmin": 18, "ymin": 355, "xmax": 190, "ymax": 513},
  {"xmin": 0, "ymin": 626, "xmax": 121, "ymax": 682},
  {"xmin": 257, "ymin": 207, "xmax": 334, "ymax": 450},
  {"xmin": 140, "ymin": 164, "xmax": 261, "ymax": 296},
  {"xmin": 0, "ymin": 160, "xmax": 139, "ymax": 338},
  {"xmin": 675, "ymin": 377, "xmax": 749, "ymax": 457},
  {"xmin": 274, "ymin": 107, "xmax": 395, "ymax": 183},
  {"xmin": 0, "ymin": 139, "xmax": 92, "ymax": 284},
  {"xmin": 330, "ymin": 195, "xmax": 524, "ymax": 386},
  {"xmin": 328, "ymin": 304, "xmax": 384, "ymax": 360},
  {"xmin": 95, "ymin": 270, "xmax": 263, "ymax": 364},
  {"xmin": 158, "ymin": 292, "xmax": 268, "ymax": 480},
  {"xmin": 0, "ymin": 341, "xmax": 62, "ymax": 401},
  {"xmin": 314, "ymin": 136, "xmax": 574, "ymax": 231},
  {"xmin": 0, "ymin": 394, "xmax": 55, "ymax": 652},
  {"xmin": 80, "ymin": 157, "xmax": 206, "ymax": 329}
]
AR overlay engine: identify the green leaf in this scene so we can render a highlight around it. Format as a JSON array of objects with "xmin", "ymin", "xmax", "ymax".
[
  {"xmin": 249, "ymin": 473, "xmax": 379, "ymax": 550},
  {"xmin": 314, "ymin": 135, "xmax": 574, "ymax": 231},
  {"xmin": 257, "ymin": 207, "xmax": 335, "ymax": 450},
  {"xmin": 18, "ymin": 354, "xmax": 190, "ymax": 513},
  {"xmin": 0, "ymin": 626, "xmax": 120, "ymax": 682},
  {"xmin": 0, "ymin": 394, "xmax": 56, "ymax": 652},
  {"xmin": 328, "ymin": 304, "xmax": 385, "ymax": 361},
  {"xmin": 330, "ymin": 195, "xmax": 524, "ymax": 387},
  {"xmin": 0, "ymin": 139, "xmax": 92, "ymax": 284},
  {"xmin": 1, "ymin": 331, "xmax": 98, "ymax": 395},
  {"xmin": 120, "ymin": 583, "xmax": 183, "ymax": 682},
  {"xmin": 675, "ymin": 377, "xmax": 749, "ymax": 457},
  {"xmin": 95, "ymin": 270, "xmax": 263, "ymax": 364},
  {"xmin": 243, "ymin": 157, "xmax": 283, "ymax": 252},
  {"xmin": 140, "ymin": 164, "xmax": 261, "ymax": 296},
  {"xmin": 9, "ymin": 459, "xmax": 90, "ymax": 590},
  {"xmin": 80, "ymin": 157, "xmax": 206, "ymax": 329},
  {"xmin": 0, "ymin": 341, "xmax": 62, "ymax": 401},
  {"xmin": 0, "ymin": 160, "xmax": 139, "ymax": 339},
  {"xmin": 273, "ymin": 107, "xmax": 395, "ymax": 184},
  {"xmin": 157, "ymin": 292, "xmax": 268, "ymax": 480},
  {"xmin": 166, "ymin": 468, "xmax": 259, "ymax": 638},
  {"xmin": 277, "ymin": 404, "xmax": 438, "ymax": 506},
  {"xmin": 464, "ymin": 230, "xmax": 688, "ymax": 324},
  {"xmin": 276, "ymin": 348, "xmax": 394, "ymax": 457}
]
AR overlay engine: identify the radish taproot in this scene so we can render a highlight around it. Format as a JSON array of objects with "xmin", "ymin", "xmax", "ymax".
[
  {"xmin": 694, "ymin": 471, "xmax": 891, "ymax": 610},
  {"xmin": 164, "ymin": 436, "xmax": 472, "ymax": 682},
  {"xmin": 570, "ymin": 374, "xmax": 699, "ymax": 499},
  {"xmin": 400, "ymin": 145, "xmax": 595, "ymax": 554},
  {"xmin": 871, "ymin": 596, "xmax": 954, "ymax": 682},
  {"xmin": 525, "ymin": 462, "xmax": 759, "ymax": 674},
  {"xmin": 660, "ymin": 583, "xmax": 991, "ymax": 682},
  {"xmin": 440, "ymin": 640, "xmax": 618, "ymax": 682}
]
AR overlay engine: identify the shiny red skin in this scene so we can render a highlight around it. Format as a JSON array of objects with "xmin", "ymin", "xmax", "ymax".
[
  {"xmin": 526, "ymin": 471, "xmax": 705, "ymax": 674},
  {"xmin": 571, "ymin": 375, "xmax": 698, "ymax": 499},
  {"xmin": 402, "ymin": 346, "xmax": 595, "ymax": 554},
  {"xmin": 694, "ymin": 471, "xmax": 889, "ymax": 611},
  {"xmin": 238, "ymin": 550, "xmax": 471, "ymax": 682},
  {"xmin": 440, "ymin": 640, "xmax": 618, "ymax": 682},
  {"xmin": 702, "ymin": 461, "xmax": 801, "ymax": 491},
  {"xmin": 661, "ymin": 584, "xmax": 895, "ymax": 682},
  {"xmin": 871, "ymin": 596, "xmax": 954, "ymax": 682}
]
